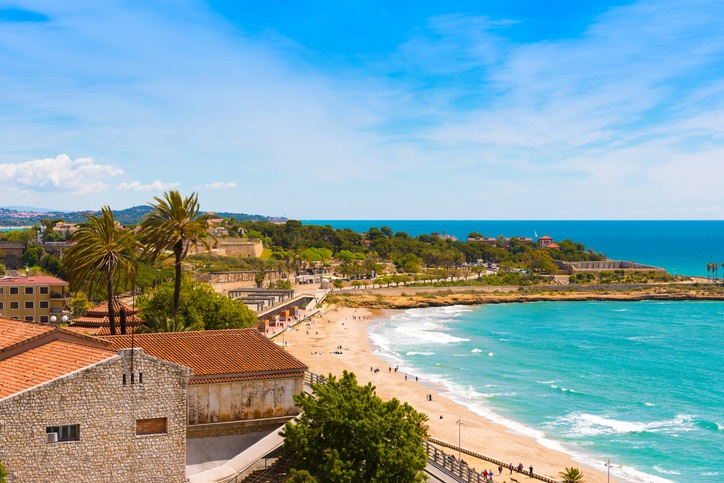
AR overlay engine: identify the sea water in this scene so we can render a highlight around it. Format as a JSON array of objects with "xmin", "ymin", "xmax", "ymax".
[
  {"xmin": 304, "ymin": 220, "xmax": 724, "ymax": 277},
  {"xmin": 368, "ymin": 301, "xmax": 724, "ymax": 483}
]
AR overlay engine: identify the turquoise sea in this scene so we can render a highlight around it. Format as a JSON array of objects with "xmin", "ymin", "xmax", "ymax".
[{"xmin": 305, "ymin": 220, "xmax": 724, "ymax": 482}]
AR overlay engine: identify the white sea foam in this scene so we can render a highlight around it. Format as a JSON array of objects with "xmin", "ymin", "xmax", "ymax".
[
  {"xmin": 645, "ymin": 402, "xmax": 655, "ymax": 407},
  {"xmin": 653, "ymin": 466, "xmax": 681, "ymax": 475},
  {"xmin": 537, "ymin": 380, "xmax": 560, "ymax": 384},
  {"xmin": 557, "ymin": 413, "xmax": 695, "ymax": 437},
  {"xmin": 488, "ymin": 352, "xmax": 494, "ymax": 357},
  {"xmin": 471, "ymin": 348, "xmax": 483, "ymax": 353},
  {"xmin": 406, "ymin": 351, "xmax": 434, "ymax": 356}
]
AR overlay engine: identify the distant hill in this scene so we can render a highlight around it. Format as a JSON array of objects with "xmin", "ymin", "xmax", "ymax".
[{"xmin": 0, "ymin": 206, "xmax": 285, "ymax": 227}]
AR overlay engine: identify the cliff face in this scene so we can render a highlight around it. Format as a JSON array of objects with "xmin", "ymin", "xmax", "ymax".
[{"xmin": 327, "ymin": 286, "xmax": 724, "ymax": 309}]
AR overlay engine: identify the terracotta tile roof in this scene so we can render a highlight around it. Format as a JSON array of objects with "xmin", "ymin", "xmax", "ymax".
[
  {"xmin": 70, "ymin": 299, "xmax": 142, "ymax": 328},
  {"xmin": 0, "ymin": 340, "xmax": 116, "ymax": 399},
  {"xmin": 0, "ymin": 318, "xmax": 56, "ymax": 351},
  {"xmin": 64, "ymin": 326, "xmax": 104, "ymax": 336},
  {"xmin": 101, "ymin": 329, "xmax": 307, "ymax": 380}
]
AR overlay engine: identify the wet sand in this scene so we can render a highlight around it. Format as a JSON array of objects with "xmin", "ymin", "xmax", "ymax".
[{"xmin": 280, "ymin": 305, "xmax": 616, "ymax": 483}]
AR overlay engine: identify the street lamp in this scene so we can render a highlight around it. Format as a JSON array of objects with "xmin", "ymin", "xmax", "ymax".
[
  {"xmin": 456, "ymin": 418, "xmax": 462, "ymax": 461},
  {"xmin": 50, "ymin": 315, "xmax": 57, "ymax": 325},
  {"xmin": 62, "ymin": 315, "xmax": 69, "ymax": 325}
]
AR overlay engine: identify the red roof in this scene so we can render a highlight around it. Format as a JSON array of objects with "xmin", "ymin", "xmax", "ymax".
[
  {"xmin": 70, "ymin": 299, "xmax": 142, "ymax": 328},
  {"xmin": 0, "ymin": 340, "xmax": 115, "ymax": 399},
  {"xmin": 101, "ymin": 329, "xmax": 307, "ymax": 384},
  {"xmin": 538, "ymin": 235, "xmax": 552, "ymax": 240},
  {"xmin": 0, "ymin": 275, "xmax": 68, "ymax": 285},
  {"xmin": 546, "ymin": 242, "xmax": 560, "ymax": 249},
  {"xmin": 0, "ymin": 318, "xmax": 56, "ymax": 351}
]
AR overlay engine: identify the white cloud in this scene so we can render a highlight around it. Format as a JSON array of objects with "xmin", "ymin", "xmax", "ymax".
[
  {"xmin": 0, "ymin": 154, "xmax": 122, "ymax": 194},
  {"xmin": 203, "ymin": 182, "xmax": 237, "ymax": 190},
  {"xmin": 118, "ymin": 180, "xmax": 179, "ymax": 191}
]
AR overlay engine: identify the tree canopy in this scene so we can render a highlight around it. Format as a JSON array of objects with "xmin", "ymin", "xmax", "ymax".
[
  {"xmin": 136, "ymin": 278, "xmax": 256, "ymax": 331},
  {"xmin": 281, "ymin": 371, "xmax": 429, "ymax": 483},
  {"xmin": 62, "ymin": 206, "xmax": 137, "ymax": 335}
]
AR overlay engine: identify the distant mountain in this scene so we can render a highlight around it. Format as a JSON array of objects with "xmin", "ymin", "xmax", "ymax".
[
  {"xmin": 0, "ymin": 205, "xmax": 285, "ymax": 227},
  {"xmin": 4, "ymin": 205, "xmax": 54, "ymax": 212}
]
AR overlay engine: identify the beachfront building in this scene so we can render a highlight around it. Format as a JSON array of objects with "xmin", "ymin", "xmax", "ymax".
[
  {"xmin": 102, "ymin": 329, "xmax": 308, "ymax": 438},
  {"xmin": 0, "ymin": 318, "xmax": 192, "ymax": 482},
  {"xmin": 0, "ymin": 275, "xmax": 70, "ymax": 323}
]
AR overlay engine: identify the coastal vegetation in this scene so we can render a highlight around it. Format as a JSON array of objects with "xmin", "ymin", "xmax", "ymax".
[
  {"xmin": 281, "ymin": 371, "xmax": 429, "ymax": 482},
  {"xmin": 559, "ymin": 467, "xmax": 585, "ymax": 483},
  {"xmin": 62, "ymin": 207, "xmax": 138, "ymax": 335},
  {"xmin": 136, "ymin": 278, "xmax": 256, "ymax": 331},
  {"xmin": 140, "ymin": 190, "xmax": 215, "ymax": 317}
]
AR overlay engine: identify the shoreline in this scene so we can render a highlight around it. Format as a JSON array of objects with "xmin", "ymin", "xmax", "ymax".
[
  {"xmin": 324, "ymin": 283, "xmax": 724, "ymax": 310},
  {"xmin": 281, "ymin": 305, "xmax": 619, "ymax": 483}
]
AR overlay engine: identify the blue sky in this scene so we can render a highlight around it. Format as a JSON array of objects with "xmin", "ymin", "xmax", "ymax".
[{"xmin": 1, "ymin": 0, "xmax": 723, "ymax": 220}]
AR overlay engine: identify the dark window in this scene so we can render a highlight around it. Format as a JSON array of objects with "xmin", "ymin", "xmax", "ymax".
[
  {"xmin": 9, "ymin": 287, "xmax": 18, "ymax": 295},
  {"xmin": 25, "ymin": 301, "xmax": 34, "ymax": 309},
  {"xmin": 24, "ymin": 316, "xmax": 33, "ymax": 322},
  {"xmin": 46, "ymin": 424, "xmax": 80, "ymax": 442},
  {"xmin": 0, "ymin": 302, "xmax": 3, "ymax": 309},
  {"xmin": 40, "ymin": 301, "xmax": 49, "ymax": 309},
  {"xmin": 9, "ymin": 301, "xmax": 18, "ymax": 310},
  {"xmin": 39, "ymin": 286, "xmax": 49, "ymax": 294},
  {"xmin": 136, "ymin": 418, "xmax": 167, "ymax": 435},
  {"xmin": 40, "ymin": 315, "xmax": 49, "ymax": 323},
  {"xmin": 25, "ymin": 287, "xmax": 33, "ymax": 295}
]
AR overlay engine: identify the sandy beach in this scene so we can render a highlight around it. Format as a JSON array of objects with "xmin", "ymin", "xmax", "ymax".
[{"xmin": 280, "ymin": 305, "xmax": 616, "ymax": 483}]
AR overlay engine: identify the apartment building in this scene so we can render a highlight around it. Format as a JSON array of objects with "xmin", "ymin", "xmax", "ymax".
[{"xmin": 0, "ymin": 275, "xmax": 70, "ymax": 323}]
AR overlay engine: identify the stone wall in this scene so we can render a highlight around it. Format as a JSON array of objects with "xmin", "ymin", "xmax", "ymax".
[
  {"xmin": 0, "ymin": 349, "xmax": 192, "ymax": 483},
  {"xmin": 187, "ymin": 377, "xmax": 302, "ymax": 429}
]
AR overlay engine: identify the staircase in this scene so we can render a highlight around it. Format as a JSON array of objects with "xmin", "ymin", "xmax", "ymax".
[{"xmin": 241, "ymin": 454, "xmax": 292, "ymax": 483}]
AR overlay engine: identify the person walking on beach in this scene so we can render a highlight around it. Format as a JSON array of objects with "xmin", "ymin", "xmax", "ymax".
[
  {"xmin": 529, "ymin": 465, "xmax": 534, "ymax": 477},
  {"xmin": 509, "ymin": 463, "xmax": 513, "ymax": 474}
]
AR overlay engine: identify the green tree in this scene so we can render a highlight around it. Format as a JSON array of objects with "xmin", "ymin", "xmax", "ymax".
[
  {"xmin": 559, "ymin": 467, "xmax": 585, "ymax": 483},
  {"xmin": 136, "ymin": 278, "xmax": 256, "ymax": 331},
  {"xmin": 333, "ymin": 279, "xmax": 344, "ymax": 290},
  {"xmin": 138, "ymin": 314, "xmax": 192, "ymax": 333},
  {"xmin": 20, "ymin": 244, "xmax": 45, "ymax": 267},
  {"xmin": 62, "ymin": 207, "xmax": 138, "ymax": 335},
  {"xmin": 287, "ymin": 469, "xmax": 318, "ymax": 483},
  {"xmin": 524, "ymin": 250, "xmax": 558, "ymax": 275},
  {"xmin": 281, "ymin": 371, "xmax": 428, "ymax": 483},
  {"xmin": 255, "ymin": 271, "xmax": 266, "ymax": 287},
  {"xmin": 0, "ymin": 458, "xmax": 7, "ymax": 483},
  {"xmin": 140, "ymin": 190, "xmax": 214, "ymax": 317},
  {"xmin": 70, "ymin": 290, "xmax": 93, "ymax": 317}
]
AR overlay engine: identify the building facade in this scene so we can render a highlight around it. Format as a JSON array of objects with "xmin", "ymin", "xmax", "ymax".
[
  {"xmin": 0, "ymin": 275, "xmax": 70, "ymax": 323},
  {"xmin": 0, "ymin": 319, "xmax": 193, "ymax": 483}
]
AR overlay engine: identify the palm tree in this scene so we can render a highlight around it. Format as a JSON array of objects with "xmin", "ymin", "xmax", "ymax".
[
  {"xmin": 559, "ymin": 467, "xmax": 585, "ymax": 483},
  {"xmin": 140, "ymin": 190, "xmax": 214, "ymax": 317},
  {"xmin": 707, "ymin": 263, "xmax": 712, "ymax": 280},
  {"xmin": 62, "ymin": 206, "xmax": 137, "ymax": 335}
]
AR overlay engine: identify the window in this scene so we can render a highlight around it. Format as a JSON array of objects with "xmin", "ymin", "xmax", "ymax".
[
  {"xmin": 9, "ymin": 287, "xmax": 18, "ymax": 295},
  {"xmin": 0, "ymin": 302, "xmax": 3, "ymax": 310},
  {"xmin": 25, "ymin": 301, "xmax": 34, "ymax": 309},
  {"xmin": 25, "ymin": 316, "xmax": 34, "ymax": 322},
  {"xmin": 40, "ymin": 315, "xmax": 49, "ymax": 323},
  {"xmin": 40, "ymin": 301, "xmax": 49, "ymax": 309},
  {"xmin": 46, "ymin": 424, "xmax": 80, "ymax": 442},
  {"xmin": 136, "ymin": 418, "xmax": 167, "ymax": 435},
  {"xmin": 0, "ymin": 287, "xmax": 3, "ymax": 295},
  {"xmin": 25, "ymin": 287, "xmax": 34, "ymax": 295},
  {"xmin": 9, "ymin": 301, "xmax": 18, "ymax": 310},
  {"xmin": 40, "ymin": 286, "xmax": 49, "ymax": 294}
]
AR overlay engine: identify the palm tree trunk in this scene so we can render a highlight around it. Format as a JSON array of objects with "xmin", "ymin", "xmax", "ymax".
[
  {"xmin": 173, "ymin": 242, "xmax": 183, "ymax": 318},
  {"xmin": 107, "ymin": 274, "xmax": 116, "ymax": 336}
]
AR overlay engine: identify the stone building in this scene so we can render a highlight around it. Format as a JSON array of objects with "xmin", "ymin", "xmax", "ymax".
[
  {"xmin": 102, "ymin": 329, "xmax": 308, "ymax": 438},
  {"xmin": 0, "ymin": 318, "xmax": 192, "ymax": 483}
]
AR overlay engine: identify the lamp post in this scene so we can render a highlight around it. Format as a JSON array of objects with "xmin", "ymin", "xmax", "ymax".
[
  {"xmin": 606, "ymin": 458, "xmax": 611, "ymax": 483},
  {"xmin": 456, "ymin": 418, "xmax": 462, "ymax": 461},
  {"xmin": 62, "ymin": 315, "xmax": 68, "ymax": 325},
  {"xmin": 50, "ymin": 315, "xmax": 57, "ymax": 326}
]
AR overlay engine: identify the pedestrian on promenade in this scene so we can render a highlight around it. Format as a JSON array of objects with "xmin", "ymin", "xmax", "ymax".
[{"xmin": 529, "ymin": 465, "xmax": 534, "ymax": 477}]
